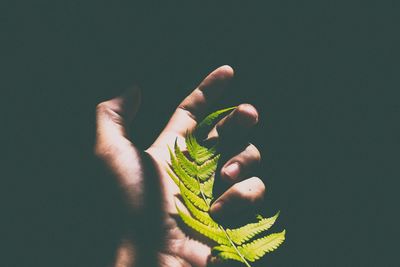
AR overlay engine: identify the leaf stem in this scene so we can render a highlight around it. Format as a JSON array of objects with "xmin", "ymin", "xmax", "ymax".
[
  {"xmin": 196, "ymin": 173, "xmax": 252, "ymax": 267},
  {"xmin": 220, "ymin": 226, "xmax": 252, "ymax": 267}
]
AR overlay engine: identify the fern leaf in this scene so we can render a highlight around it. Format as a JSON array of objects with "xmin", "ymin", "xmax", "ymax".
[
  {"xmin": 216, "ymin": 250, "xmax": 244, "ymax": 262},
  {"xmin": 227, "ymin": 212, "xmax": 280, "ymax": 245},
  {"xmin": 168, "ymin": 168, "xmax": 209, "ymax": 211},
  {"xmin": 196, "ymin": 106, "xmax": 237, "ymax": 139},
  {"xmin": 180, "ymin": 182, "xmax": 210, "ymax": 212},
  {"xmin": 169, "ymin": 147, "xmax": 200, "ymax": 195},
  {"xmin": 166, "ymin": 168, "xmax": 180, "ymax": 187},
  {"xmin": 167, "ymin": 107, "xmax": 286, "ymax": 266},
  {"xmin": 214, "ymin": 230, "xmax": 286, "ymax": 262},
  {"xmin": 201, "ymin": 176, "xmax": 214, "ymax": 198},
  {"xmin": 176, "ymin": 205, "xmax": 230, "ymax": 246},
  {"xmin": 186, "ymin": 132, "xmax": 216, "ymax": 164},
  {"xmin": 213, "ymin": 245, "xmax": 244, "ymax": 262},
  {"xmin": 175, "ymin": 140, "xmax": 218, "ymax": 182},
  {"xmin": 181, "ymin": 188, "xmax": 218, "ymax": 227},
  {"xmin": 174, "ymin": 141, "xmax": 197, "ymax": 177},
  {"xmin": 239, "ymin": 230, "xmax": 286, "ymax": 262},
  {"xmin": 197, "ymin": 154, "xmax": 220, "ymax": 181}
]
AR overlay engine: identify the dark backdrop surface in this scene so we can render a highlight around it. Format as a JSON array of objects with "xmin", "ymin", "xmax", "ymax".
[{"xmin": 3, "ymin": 1, "xmax": 399, "ymax": 266}]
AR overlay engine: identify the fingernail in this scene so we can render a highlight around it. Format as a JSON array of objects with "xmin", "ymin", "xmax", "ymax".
[{"xmin": 223, "ymin": 162, "xmax": 240, "ymax": 180}]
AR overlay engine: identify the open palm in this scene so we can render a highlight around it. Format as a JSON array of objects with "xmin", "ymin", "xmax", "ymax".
[{"xmin": 95, "ymin": 66, "xmax": 264, "ymax": 267}]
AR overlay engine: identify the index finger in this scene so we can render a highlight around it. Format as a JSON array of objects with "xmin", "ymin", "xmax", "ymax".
[{"xmin": 157, "ymin": 65, "xmax": 234, "ymax": 142}]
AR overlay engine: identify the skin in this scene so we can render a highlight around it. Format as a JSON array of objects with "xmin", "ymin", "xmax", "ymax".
[{"xmin": 95, "ymin": 65, "xmax": 265, "ymax": 267}]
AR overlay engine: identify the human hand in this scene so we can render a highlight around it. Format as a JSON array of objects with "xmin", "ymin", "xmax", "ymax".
[{"xmin": 95, "ymin": 66, "xmax": 264, "ymax": 267}]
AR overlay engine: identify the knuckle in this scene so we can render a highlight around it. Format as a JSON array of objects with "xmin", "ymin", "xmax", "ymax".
[
  {"xmin": 247, "ymin": 144, "xmax": 261, "ymax": 163},
  {"xmin": 231, "ymin": 183, "xmax": 249, "ymax": 199},
  {"xmin": 96, "ymin": 102, "xmax": 110, "ymax": 114},
  {"xmin": 177, "ymin": 105, "xmax": 197, "ymax": 122},
  {"xmin": 250, "ymin": 177, "xmax": 266, "ymax": 197},
  {"xmin": 96, "ymin": 101, "xmax": 122, "ymax": 124},
  {"xmin": 232, "ymin": 177, "xmax": 266, "ymax": 203}
]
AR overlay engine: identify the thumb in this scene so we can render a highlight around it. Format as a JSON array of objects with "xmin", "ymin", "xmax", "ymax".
[
  {"xmin": 95, "ymin": 87, "xmax": 141, "ymax": 148},
  {"xmin": 113, "ymin": 87, "xmax": 142, "ymax": 124}
]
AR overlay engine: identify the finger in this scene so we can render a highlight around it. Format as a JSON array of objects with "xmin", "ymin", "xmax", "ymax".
[
  {"xmin": 220, "ymin": 143, "xmax": 261, "ymax": 183},
  {"xmin": 155, "ymin": 65, "xmax": 234, "ymax": 144},
  {"xmin": 210, "ymin": 177, "xmax": 266, "ymax": 222},
  {"xmin": 95, "ymin": 87, "xmax": 141, "ymax": 149},
  {"xmin": 208, "ymin": 103, "xmax": 258, "ymax": 142}
]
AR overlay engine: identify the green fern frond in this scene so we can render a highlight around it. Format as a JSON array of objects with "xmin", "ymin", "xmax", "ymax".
[
  {"xmin": 197, "ymin": 154, "xmax": 220, "ymax": 181},
  {"xmin": 213, "ymin": 230, "xmax": 285, "ymax": 263},
  {"xmin": 195, "ymin": 106, "xmax": 237, "ymax": 139},
  {"xmin": 227, "ymin": 212, "xmax": 280, "ymax": 245},
  {"xmin": 180, "ymin": 187, "xmax": 218, "ymax": 227},
  {"xmin": 176, "ymin": 205, "xmax": 230, "ymax": 246},
  {"xmin": 238, "ymin": 230, "xmax": 286, "ymax": 262},
  {"xmin": 200, "ymin": 175, "xmax": 214, "ymax": 198},
  {"xmin": 174, "ymin": 139, "xmax": 219, "ymax": 182},
  {"xmin": 186, "ymin": 132, "xmax": 216, "ymax": 164},
  {"xmin": 167, "ymin": 168, "xmax": 210, "ymax": 211},
  {"xmin": 168, "ymin": 146, "xmax": 200, "ymax": 195},
  {"xmin": 166, "ymin": 168, "xmax": 180, "ymax": 188},
  {"xmin": 167, "ymin": 107, "xmax": 286, "ymax": 266},
  {"xmin": 215, "ymin": 249, "xmax": 244, "ymax": 262},
  {"xmin": 180, "ymin": 183, "xmax": 210, "ymax": 211},
  {"xmin": 174, "ymin": 141, "xmax": 198, "ymax": 177},
  {"xmin": 213, "ymin": 230, "xmax": 285, "ymax": 262}
]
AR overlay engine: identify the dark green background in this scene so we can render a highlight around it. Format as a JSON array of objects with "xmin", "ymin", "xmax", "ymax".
[{"xmin": 3, "ymin": 1, "xmax": 399, "ymax": 266}]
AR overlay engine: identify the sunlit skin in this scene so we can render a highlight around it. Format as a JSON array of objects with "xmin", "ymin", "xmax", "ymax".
[{"xmin": 95, "ymin": 66, "xmax": 265, "ymax": 267}]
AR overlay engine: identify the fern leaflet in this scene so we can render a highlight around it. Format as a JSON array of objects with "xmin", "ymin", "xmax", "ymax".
[{"xmin": 167, "ymin": 107, "xmax": 286, "ymax": 266}]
